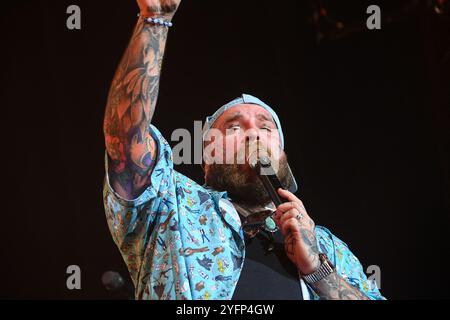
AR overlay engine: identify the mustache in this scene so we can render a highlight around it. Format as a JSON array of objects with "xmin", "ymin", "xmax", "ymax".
[
  {"xmin": 204, "ymin": 152, "xmax": 292, "ymax": 207},
  {"xmin": 228, "ymin": 140, "xmax": 275, "ymax": 166}
]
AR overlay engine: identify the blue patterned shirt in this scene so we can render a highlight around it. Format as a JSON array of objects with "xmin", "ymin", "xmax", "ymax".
[{"xmin": 103, "ymin": 125, "xmax": 385, "ymax": 300}]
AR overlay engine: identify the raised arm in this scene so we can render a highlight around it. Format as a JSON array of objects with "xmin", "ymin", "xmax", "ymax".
[{"xmin": 103, "ymin": 1, "xmax": 181, "ymax": 199}]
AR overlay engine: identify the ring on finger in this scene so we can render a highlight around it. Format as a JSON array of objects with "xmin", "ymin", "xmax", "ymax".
[{"xmin": 295, "ymin": 212, "xmax": 304, "ymax": 220}]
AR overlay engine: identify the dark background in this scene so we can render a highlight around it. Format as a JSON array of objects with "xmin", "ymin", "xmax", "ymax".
[{"xmin": 1, "ymin": 0, "xmax": 449, "ymax": 299}]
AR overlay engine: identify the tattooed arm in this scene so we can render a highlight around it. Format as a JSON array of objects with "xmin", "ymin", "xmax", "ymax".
[
  {"xmin": 306, "ymin": 269, "xmax": 370, "ymax": 300},
  {"xmin": 274, "ymin": 189, "xmax": 370, "ymax": 300},
  {"xmin": 103, "ymin": 1, "xmax": 181, "ymax": 199}
]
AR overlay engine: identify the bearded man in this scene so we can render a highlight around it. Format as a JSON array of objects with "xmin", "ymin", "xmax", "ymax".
[{"xmin": 102, "ymin": 0, "xmax": 385, "ymax": 300}]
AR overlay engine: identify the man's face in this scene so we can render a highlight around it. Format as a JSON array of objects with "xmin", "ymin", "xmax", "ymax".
[
  {"xmin": 205, "ymin": 104, "xmax": 282, "ymax": 164},
  {"xmin": 204, "ymin": 104, "xmax": 292, "ymax": 206}
]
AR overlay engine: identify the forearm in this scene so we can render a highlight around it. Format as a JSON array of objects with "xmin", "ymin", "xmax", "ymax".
[
  {"xmin": 309, "ymin": 272, "xmax": 370, "ymax": 300},
  {"xmin": 104, "ymin": 16, "xmax": 167, "ymax": 156},
  {"xmin": 103, "ymin": 17, "xmax": 169, "ymax": 196}
]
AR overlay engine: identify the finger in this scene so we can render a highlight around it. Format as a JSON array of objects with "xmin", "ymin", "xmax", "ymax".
[
  {"xmin": 276, "ymin": 203, "xmax": 310, "ymax": 222},
  {"xmin": 279, "ymin": 208, "xmax": 302, "ymax": 226},
  {"xmin": 274, "ymin": 210, "xmax": 297, "ymax": 229},
  {"xmin": 283, "ymin": 211, "xmax": 314, "ymax": 231},
  {"xmin": 273, "ymin": 210, "xmax": 281, "ymax": 223},
  {"xmin": 274, "ymin": 215, "xmax": 282, "ymax": 229},
  {"xmin": 273, "ymin": 209, "xmax": 286, "ymax": 224},
  {"xmin": 278, "ymin": 188, "xmax": 302, "ymax": 204},
  {"xmin": 277, "ymin": 201, "xmax": 304, "ymax": 214},
  {"xmin": 273, "ymin": 205, "xmax": 293, "ymax": 220}
]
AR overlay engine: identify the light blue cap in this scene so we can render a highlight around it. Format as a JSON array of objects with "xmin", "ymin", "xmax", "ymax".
[{"xmin": 203, "ymin": 94, "xmax": 285, "ymax": 149}]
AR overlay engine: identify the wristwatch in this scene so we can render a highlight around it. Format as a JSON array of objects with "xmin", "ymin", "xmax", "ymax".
[{"xmin": 302, "ymin": 253, "xmax": 335, "ymax": 284}]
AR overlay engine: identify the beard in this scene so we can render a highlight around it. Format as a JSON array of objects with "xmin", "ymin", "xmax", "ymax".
[{"xmin": 205, "ymin": 152, "xmax": 294, "ymax": 207}]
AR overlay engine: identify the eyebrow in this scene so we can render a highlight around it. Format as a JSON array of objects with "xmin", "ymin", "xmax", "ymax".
[
  {"xmin": 256, "ymin": 113, "xmax": 275, "ymax": 124},
  {"xmin": 222, "ymin": 112, "xmax": 243, "ymax": 125},
  {"xmin": 221, "ymin": 112, "xmax": 276, "ymax": 127}
]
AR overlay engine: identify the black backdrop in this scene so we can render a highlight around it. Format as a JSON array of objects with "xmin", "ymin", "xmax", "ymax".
[{"xmin": 1, "ymin": 0, "xmax": 449, "ymax": 299}]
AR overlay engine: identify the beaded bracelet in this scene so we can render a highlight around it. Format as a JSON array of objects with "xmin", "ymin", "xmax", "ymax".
[{"xmin": 137, "ymin": 13, "xmax": 173, "ymax": 27}]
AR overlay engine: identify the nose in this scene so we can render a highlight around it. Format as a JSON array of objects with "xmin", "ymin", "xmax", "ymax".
[{"xmin": 245, "ymin": 128, "xmax": 260, "ymax": 144}]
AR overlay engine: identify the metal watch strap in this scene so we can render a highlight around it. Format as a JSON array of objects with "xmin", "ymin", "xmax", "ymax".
[{"xmin": 302, "ymin": 253, "xmax": 335, "ymax": 284}]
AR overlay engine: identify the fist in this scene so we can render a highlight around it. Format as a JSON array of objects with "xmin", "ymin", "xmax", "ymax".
[{"xmin": 137, "ymin": 0, "xmax": 182, "ymax": 20}]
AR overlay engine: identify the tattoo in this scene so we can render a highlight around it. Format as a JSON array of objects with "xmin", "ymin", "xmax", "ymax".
[
  {"xmin": 285, "ymin": 236, "xmax": 295, "ymax": 256},
  {"xmin": 146, "ymin": 2, "xmax": 179, "ymax": 17},
  {"xmin": 284, "ymin": 220, "xmax": 320, "ymax": 269},
  {"xmin": 297, "ymin": 227, "xmax": 367, "ymax": 299},
  {"xmin": 280, "ymin": 202, "xmax": 369, "ymax": 300},
  {"xmin": 104, "ymin": 18, "xmax": 169, "ymax": 198},
  {"xmin": 310, "ymin": 271, "xmax": 370, "ymax": 300},
  {"xmin": 300, "ymin": 226, "xmax": 319, "ymax": 258}
]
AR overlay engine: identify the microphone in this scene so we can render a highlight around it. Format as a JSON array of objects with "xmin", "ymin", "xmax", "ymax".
[
  {"xmin": 250, "ymin": 155, "xmax": 286, "ymax": 207},
  {"xmin": 247, "ymin": 142, "xmax": 298, "ymax": 207}
]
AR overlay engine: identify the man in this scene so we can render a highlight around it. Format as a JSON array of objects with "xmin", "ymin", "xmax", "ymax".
[{"xmin": 103, "ymin": 0, "xmax": 384, "ymax": 300}]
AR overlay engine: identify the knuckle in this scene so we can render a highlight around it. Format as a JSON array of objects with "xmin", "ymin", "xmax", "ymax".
[
  {"xmin": 286, "ymin": 218, "xmax": 298, "ymax": 227},
  {"xmin": 286, "ymin": 208, "xmax": 296, "ymax": 216}
]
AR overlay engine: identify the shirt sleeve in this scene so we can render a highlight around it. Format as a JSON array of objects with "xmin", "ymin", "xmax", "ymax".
[
  {"xmin": 310, "ymin": 226, "xmax": 386, "ymax": 300},
  {"xmin": 102, "ymin": 124, "xmax": 174, "ymax": 283}
]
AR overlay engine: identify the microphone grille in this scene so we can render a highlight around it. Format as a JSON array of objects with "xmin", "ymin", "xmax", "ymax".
[{"xmin": 247, "ymin": 141, "xmax": 270, "ymax": 168}]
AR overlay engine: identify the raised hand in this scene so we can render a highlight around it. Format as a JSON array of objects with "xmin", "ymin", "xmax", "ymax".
[{"xmin": 137, "ymin": 0, "xmax": 182, "ymax": 20}]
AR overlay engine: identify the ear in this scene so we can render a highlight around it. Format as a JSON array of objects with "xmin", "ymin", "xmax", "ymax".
[{"xmin": 203, "ymin": 160, "xmax": 213, "ymax": 180}]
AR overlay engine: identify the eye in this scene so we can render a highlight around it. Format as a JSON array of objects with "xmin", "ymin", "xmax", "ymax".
[
  {"xmin": 228, "ymin": 124, "xmax": 241, "ymax": 131},
  {"xmin": 261, "ymin": 126, "xmax": 273, "ymax": 132}
]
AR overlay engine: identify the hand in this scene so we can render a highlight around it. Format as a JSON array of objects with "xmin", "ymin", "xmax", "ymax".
[
  {"xmin": 137, "ymin": 0, "xmax": 182, "ymax": 20},
  {"xmin": 273, "ymin": 188, "xmax": 320, "ymax": 275}
]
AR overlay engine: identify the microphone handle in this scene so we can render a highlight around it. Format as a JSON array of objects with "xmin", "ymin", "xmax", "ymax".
[
  {"xmin": 258, "ymin": 172, "xmax": 286, "ymax": 207},
  {"xmin": 254, "ymin": 157, "xmax": 288, "ymax": 208}
]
